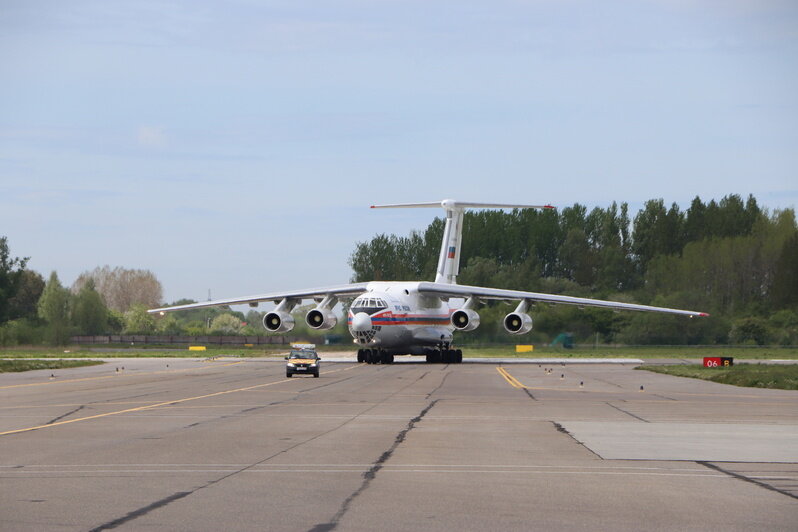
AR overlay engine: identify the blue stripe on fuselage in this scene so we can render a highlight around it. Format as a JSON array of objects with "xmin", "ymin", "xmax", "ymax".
[{"xmin": 348, "ymin": 310, "xmax": 452, "ymax": 326}]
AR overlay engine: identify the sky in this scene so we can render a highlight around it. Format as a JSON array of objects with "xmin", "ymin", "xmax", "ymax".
[{"xmin": 1, "ymin": 0, "xmax": 797, "ymax": 306}]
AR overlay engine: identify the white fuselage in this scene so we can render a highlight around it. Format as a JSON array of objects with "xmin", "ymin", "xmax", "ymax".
[{"xmin": 347, "ymin": 282, "xmax": 455, "ymax": 355}]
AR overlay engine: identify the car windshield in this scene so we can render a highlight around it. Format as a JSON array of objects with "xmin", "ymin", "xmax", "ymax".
[
  {"xmin": 351, "ymin": 297, "xmax": 388, "ymax": 315},
  {"xmin": 289, "ymin": 350, "xmax": 316, "ymax": 359}
]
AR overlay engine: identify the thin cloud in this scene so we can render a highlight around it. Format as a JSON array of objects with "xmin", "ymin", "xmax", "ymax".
[{"xmin": 137, "ymin": 125, "xmax": 168, "ymax": 148}]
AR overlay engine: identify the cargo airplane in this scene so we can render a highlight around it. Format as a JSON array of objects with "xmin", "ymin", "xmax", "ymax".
[{"xmin": 149, "ymin": 200, "xmax": 708, "ymax": 364}]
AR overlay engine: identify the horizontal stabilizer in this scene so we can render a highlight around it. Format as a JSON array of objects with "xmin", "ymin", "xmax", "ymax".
[{"xmin": 371, "ymin": 199, "xmax": 554, "ymax": 211}]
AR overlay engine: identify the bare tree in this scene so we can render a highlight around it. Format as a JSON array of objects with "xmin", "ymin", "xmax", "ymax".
[{"xmin": 73, "ymin": 266, "xmax": 163, "ymax": 313}]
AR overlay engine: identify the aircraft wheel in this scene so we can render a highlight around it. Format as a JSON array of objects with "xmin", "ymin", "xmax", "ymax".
[
  {"xmin": 447, "ymin": 349, "xmax": 458, "ymax": 364},
  {"xmin": 357, "ymin": 350, "xmax": 365, "ymax": 363},
  {"xmin": 442, "ymin": 349, "xmax": 452, "ymax": 364},
  {"xmin": 365, "ymin": 349, "xmax": 373, "ymax": 364},
  {"xmin": 387, "ymin": 354, "xmax": 394, "ymax": 364},
  {"xmin": 455, "ymin": 349, "xmax": 463, "ymax": 363}
]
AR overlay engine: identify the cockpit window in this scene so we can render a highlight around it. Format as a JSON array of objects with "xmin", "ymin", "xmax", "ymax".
[{"xmin": 351, "ymin": 297, "xmax": 388, "ymax": 315}]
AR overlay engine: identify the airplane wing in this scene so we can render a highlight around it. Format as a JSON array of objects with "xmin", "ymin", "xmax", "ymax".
[
  {"xmin": 148, "ymin": 283, "xmax": 370, "ymax": 314},
  {"xmin": 416, "ymin": 282, "xmax": 709, "ymax": 317}
]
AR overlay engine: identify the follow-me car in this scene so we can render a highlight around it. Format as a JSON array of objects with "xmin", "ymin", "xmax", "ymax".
[
  {"xmin": 150, "ymin": 200, "xmax": 708, "ymax": 364},
  {"xmin": 285, "ymin": 344, "xmax": 320, "ymax": 378}
]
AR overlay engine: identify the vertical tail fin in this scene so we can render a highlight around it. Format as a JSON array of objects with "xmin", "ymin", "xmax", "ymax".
[{"xmin": 371, "ymin": 200, "xmax": 555, "ymax": 284}]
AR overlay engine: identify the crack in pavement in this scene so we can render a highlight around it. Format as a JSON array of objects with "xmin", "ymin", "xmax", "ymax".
[
  {"xmin": 89, "ymin": 491, "xmax": 193, "ymax": 532},
  {"xmin": 425, "ymin": 371, "xmax": 448, "ymax": 399},
  {"xmin": 605, "ymin": 402, "xmax": 649, "ymax": 423},
  {"xmin": 308, "ymin": 399, "xmax": 439, "ymax": 532},
  {"xmin": 552, "ymin": 421, "xmax": 604, "ymax": 460},
  {"xmin": 182, "ymin": 400, "xmax": 287, "ymax": 430},
  {"xmin": 697, "ymin": 461, "xmax": 798, "ymax": 501},
  {"xmin": 45, "ymin": 405, "xmax": 85, "ymax": 425}
]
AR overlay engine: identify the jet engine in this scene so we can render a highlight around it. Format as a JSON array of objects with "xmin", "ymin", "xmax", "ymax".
[
  {"xmin": 263, "ymin": 311, "xmax": 295, "ymax": 333},
  {"xmin": 451, "ymin": 309, "xmax": 480, "ymax": 331},
  {"xmin": 503, "ymin": 312, "xmax": 533, "ymax": 335},
  {"xmin": 306, "ymin": 308, "xmax": 338, "ymax": 330}
]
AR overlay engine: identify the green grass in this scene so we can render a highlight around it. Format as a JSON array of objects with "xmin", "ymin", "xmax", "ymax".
[
  {"xmin": 0, "ymin": 342, "xmax": 373, "ymax": 359},
  {"xmin": 2, "ymin": 344, "xmax": 797, "ymax": 360},
  {"xmin": 0, "ymin": 346, "xmax": 289, "ymax": 359},
  {"xmin": 0, "ymin": 359, "xmax": 104, "ymax": 373},
  {"xmin": 637, "ymin": 364, "xmax": 798, "ymax": 390},
  {"xmin": 461, "ymin": 345, "xmax": 798, "ymax": 359}
]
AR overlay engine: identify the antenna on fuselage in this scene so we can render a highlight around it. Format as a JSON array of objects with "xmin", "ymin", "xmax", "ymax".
[{"xmin": 370, "ymin": 199, "xmax": 555, "ymax": 285}]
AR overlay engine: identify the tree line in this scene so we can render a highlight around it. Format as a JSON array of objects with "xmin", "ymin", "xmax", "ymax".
[
  {"xmin": 0, "ymin": 242, "xmax": 330, "ymax": 345},
  {"xmin": 2, "ymin": 193, "xmax": 796, "ymax": 346},
  {"xmin": 348, "ymin": 194, "xmax": 798, "ymax": 346},
  {"xmin": 0, "ymin": 250, "xmax": 171, "ymax": 345}
]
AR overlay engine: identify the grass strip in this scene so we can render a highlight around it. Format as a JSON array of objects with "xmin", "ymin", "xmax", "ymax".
[
  {"xmin": 466, "ymin": 346, "xmax": 798, "ymax": 359},
  {"xmin": 2, "ymin": 345, "xmax": 798, "ymax": 360},
  {"xmin": 0, "ymin": 359, "xmax": 104, "ymax": 373},
  {"xmin": 0, "ymin": 348, "xmax": 284, "ymax": 359},
  {"xmin": 637, "ymin": 364, "xmax": 798, "ymax": 390}
]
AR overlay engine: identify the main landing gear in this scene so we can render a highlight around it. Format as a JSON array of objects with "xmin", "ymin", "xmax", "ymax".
[
  {"xmin": 356, "ymin": 348, "xmax": 462, "ymax": 364},
  {"xmin": 357, "ymin": 348, "xmax": 394, "ymax": 365},
  {"xmin": 425, "ymin": 348, "xmax": 463, "ymax": 364}
]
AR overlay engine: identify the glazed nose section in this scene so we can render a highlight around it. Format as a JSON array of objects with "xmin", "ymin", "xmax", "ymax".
[{"xmin": 351, "ymin": 312, "xmax": 372, "ymax": 332}]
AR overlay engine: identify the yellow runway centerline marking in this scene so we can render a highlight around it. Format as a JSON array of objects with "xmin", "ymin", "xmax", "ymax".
[
  {"xmin": 0, "ymin": 360, "xmax": 245, "ymax": 390},
  {"xmin": 496, "ymin": 367, "xmax": 528, "ymax": 389},
  {"xmin": 0, "ymin": 363, "xmax": 362, "ymax": 437}
]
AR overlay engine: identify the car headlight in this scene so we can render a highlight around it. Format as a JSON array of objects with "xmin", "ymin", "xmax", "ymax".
[
  {"xmin": 309, "ymin": 363, "xmax": 317, "ymax": 367},
  {"xmin": 287, "ymin": 362, "xmax": 295, "ymax": 367}
]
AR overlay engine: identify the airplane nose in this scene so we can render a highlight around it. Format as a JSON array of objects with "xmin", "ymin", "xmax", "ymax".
[{"xmin": 351, "ymin": 312, "xmax": 372, "ymax": 332}]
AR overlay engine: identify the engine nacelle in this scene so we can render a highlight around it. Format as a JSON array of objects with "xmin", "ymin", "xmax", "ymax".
[
  {"xmin": 504, "ymin": 312, "xmax": 533, "ymax": 335},
  {"xmin": 263, "ymin": 311, "xmax": 295, "ymax": 333},
  {"xmin": 306, "ymin": 308, "xmax": 338, "ymax": 330},
  {"xmin": 451, "ymin": 309, "xmax": 480, "ymax": 331}
]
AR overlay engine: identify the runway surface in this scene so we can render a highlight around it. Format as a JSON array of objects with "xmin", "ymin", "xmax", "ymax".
[{"xmin": 1, "ymin": 358, "xmax": 796, "ymax": 531}]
